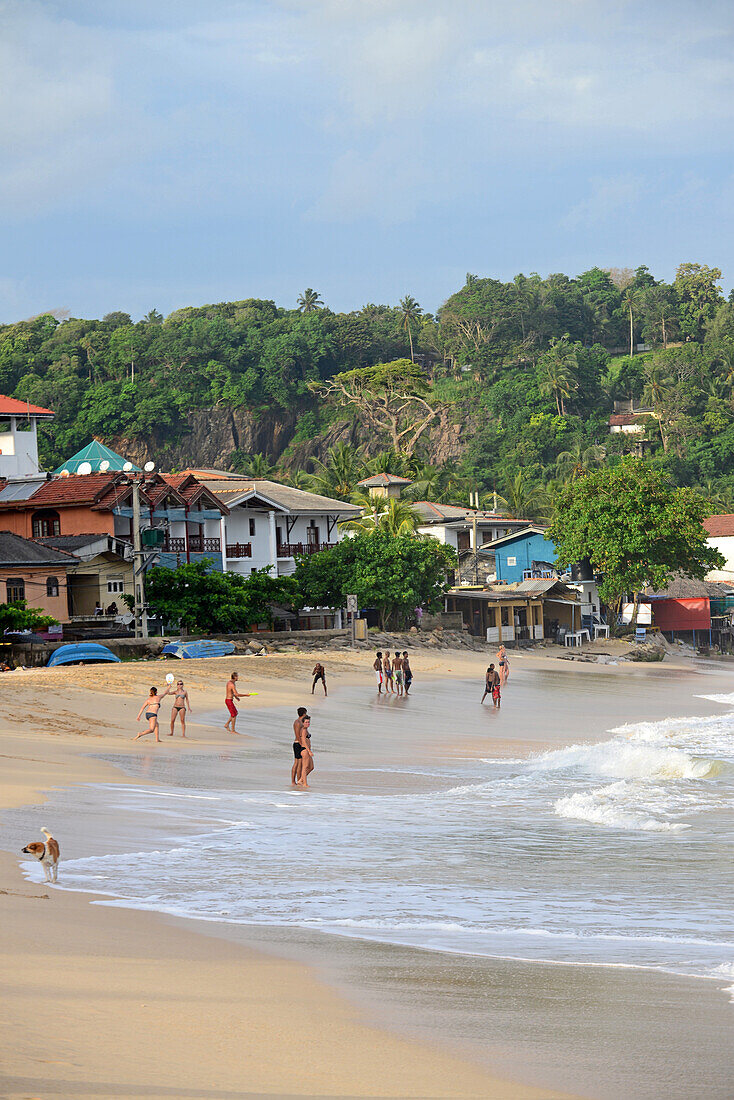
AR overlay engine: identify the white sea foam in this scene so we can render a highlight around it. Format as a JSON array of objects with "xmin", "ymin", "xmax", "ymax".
[
  {"xmin": 529, "ymin": 739, "xmax": 721, "ymax": 782},
  {"xmin": 554, "ymin": 783, "xmax": 689, "ymax": 832}
]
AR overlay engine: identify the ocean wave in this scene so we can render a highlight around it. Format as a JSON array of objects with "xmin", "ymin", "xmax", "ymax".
[
  {"xmin": 554, "ymin": 783, "xmax": 689, "ymax": 832},
  {"xmin": 529, "ymin": 740, "xmax": 722, "ymax": 782}
]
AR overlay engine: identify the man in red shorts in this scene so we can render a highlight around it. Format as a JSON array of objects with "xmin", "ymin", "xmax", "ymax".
[{"xmin": 225, "ymin": 671, "xmax": 243, "ymax": 733}]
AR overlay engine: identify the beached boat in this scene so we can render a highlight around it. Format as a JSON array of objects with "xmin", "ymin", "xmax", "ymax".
[
  {"xmin": 47, "ymin": 642, "xmax": 121, "ymax": 667},
  {"xmin": 161, "ymin": 639, "xmax": 236, "ymax": 660}
]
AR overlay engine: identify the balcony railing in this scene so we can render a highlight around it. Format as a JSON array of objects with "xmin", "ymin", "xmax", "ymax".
[
  {"xmin": 277, "ymin": 541, "xmax": 335, "ymax": 558},
  {"xmin": 226, "ymin": 542, "xmax": 253, "ymax": 559},
  {"xmin": 162, "ymin": 536, "xmax": 221, "ymax": 554}
]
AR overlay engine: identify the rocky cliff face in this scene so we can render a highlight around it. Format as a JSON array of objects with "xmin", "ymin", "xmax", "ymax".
[{"xmin": 111, "ymin": 401, "xmax": 475, "ymax": 472}]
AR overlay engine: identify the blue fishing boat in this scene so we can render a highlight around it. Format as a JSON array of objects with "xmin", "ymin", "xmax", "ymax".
[
  {"xmin": 47, "ymin": 642, "xmax": 121, "ymax": 667},
  {"xmin": 161, "ymin": 639, "xmax": 235, "ymax": 660}
]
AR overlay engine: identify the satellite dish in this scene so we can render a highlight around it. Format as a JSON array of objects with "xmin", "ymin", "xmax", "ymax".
[
  {"xmin": 99, "ymin": 459, "xmax": 110, "ymax": 472},
  {"xmin": 144, "ymin": 460, "xmax": 155, "ymax": 473},
  {"xmin": 122, "ymin": 461, "xmax": 133, "ymax": 472},
  {"xmin": 59, "ymin": 469, "xmax": 69, "ymax": 477},
  {"xmin": 77, "ymin": 461, "xmax": 93, "ymax": 475}
]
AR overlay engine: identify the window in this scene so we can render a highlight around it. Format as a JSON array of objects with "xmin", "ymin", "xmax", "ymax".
[
  {"xmin": 506, "ymin": 555, "xmax": 517, "ymax": 567},
  {"xmin": 457, "ymin": 531, "xmax": 470, "ymax": 551},
  {"xmin": 46, "ymin": 576, "xmax": 59, "ymax": 597},
  {"xmin": 249, "ymin": 517, "xmax": 256, "ymax": 537},
  {"xmin": 107, "ymin": 577, "xmax": 124, "ymax": 594},
  {"xmin": 307, "ymin": 523, "xmax": 319, "ymax": 545},
  {"xmin": 7, "ymin": 578, "xmax": 25, "ymax": 602},
  {"xmin": 32, "ymin": 510, "xmax": 60, "ymax": 538}
]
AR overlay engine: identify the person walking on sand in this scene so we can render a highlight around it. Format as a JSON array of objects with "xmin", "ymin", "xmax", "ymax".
[
  {"xmin": 134, "ymin": 687, "xmax": 162, "ymax": 741},
  {"xmin": 161, "ymin": 678, "xmax": 191, "ymax": 737},
  {"xmin": 383, "ymin": 651, "xmax": 394, "ymax": 693},
  {"xmin": 497, "ymin": 645, "xmax": 510, "ymax": 685},
  {"xmin": 481, "ymin": 664, "xmax": 501, "ymax": 708},
  {"xmin": 291, "ymin": 706, "xmax": 308, "ymax": 785},
  {"xmin": 297, "ymin": 715, "xmax": 314, "ymax": 787},
  {"xmin": 373, "ymin": 651, "xmax": 384, "ymax": 693},
  {"xmin": 402, "ymin": 651, "xmax": 413, "ymax": 694},
  {"xmin": 224, "ymin": 671, "xmax": 252, "ymax": 734},
  {"xmin": 311, "ymin": 661, "xmax": 327, "ymax": 696},
  {"xmin": 393, "ymin": 651, "xmax": 403, "ymax": 697}
]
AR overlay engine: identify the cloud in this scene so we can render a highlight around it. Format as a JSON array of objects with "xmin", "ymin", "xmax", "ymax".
[{"xmin": 563, "ymin": 175, "xmax": 646, "ymax": 229}]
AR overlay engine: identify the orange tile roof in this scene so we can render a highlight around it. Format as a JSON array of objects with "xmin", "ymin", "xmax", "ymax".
[
  {"xmin": 704, "ymin": 514, "xmax": 734, "ymax": 537},
  {"xmin": 0, "ymin": 394, "xmax": 55, "ymax": 418},
  {"xmin": 23, "ymin": 473, "xmax": 121, "ymax": 506}
]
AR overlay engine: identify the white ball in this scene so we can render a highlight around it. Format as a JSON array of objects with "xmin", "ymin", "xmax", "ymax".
[{"xmin": 165, "ymin": 673, "xmax": 175, "ymax": 684}]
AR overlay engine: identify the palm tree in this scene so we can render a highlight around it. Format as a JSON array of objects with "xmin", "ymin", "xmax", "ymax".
[
  {"xmin": 555, "ymin": 443, "xmax": 607, "ymax": 478},
  {"xmin": 621, "ymin": 286, "xmax": 642, "ymax": 358},
  {"xmin": 364, "ymin": 449, "xmax": 411, "ymax": 477},
  {"xmin": 713, "ymin": 337, "xmax": 734, "ymax": 390},
  {"xmin": 403, "ymin": 463, "xmax": 441, "ymax": 501},
  {"xmin": 642, "ymin": 361, "xmax": 673, "ymax": 453},
  {"xmin": 342, "ymin": 495, "xmax": 421, "ymax": 536},
  {"xmin": 310, "ymin": 442, "xmax": 366, "ymax": 500},
  {"xmin": 235, "ymin": 452, "xmax": 277, "ymax": 478},
  {"xmin": 537, "ymin": 336, "xmax": 578, "ymax": 416},
  {"xmin": 297, "ymin": 288, "xmax": 323, "ymax": 313},
  {"xmin": 398, "ymin": 295, "xmax": 422, "ymax": 362},
  {"xmin": 495, "ymin": 471, "xmax": 549, "ymax": 522}
]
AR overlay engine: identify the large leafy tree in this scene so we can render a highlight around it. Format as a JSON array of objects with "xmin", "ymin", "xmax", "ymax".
[
  {"xmin": 674, "ymin": 263, "xmax": 723, "ymax": 341},
  {"xmin": 311, "ymin": 359, "xmax": 441, "ymax": 456},
  {"xmin": 145, "ymin": 561, "xmax": 297, "ymax": 632},
  {"xmin": 294, "ymin": 529, "xmax": 456, "ymax": 629},
  {"xmin": 548, "ymin": 458, "xmax": 724, "ymax": 619}
]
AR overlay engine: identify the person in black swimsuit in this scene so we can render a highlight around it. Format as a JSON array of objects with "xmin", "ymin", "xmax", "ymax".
[
  {"xmin": 134, "ymin": 687, "xmax": 162, "ymax": 742},
  {"xmin": 297, "ymin": 715, "xmax": 313, "ymax": 787},
  {"xmin": 291, "ymin": 707, "xmax": 308, "ymax": 785}
]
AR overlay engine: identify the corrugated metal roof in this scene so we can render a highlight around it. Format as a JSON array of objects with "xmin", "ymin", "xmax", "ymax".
[{"xmin": 0, "ymin": 531, "xmax": 74, "ymax": 566}]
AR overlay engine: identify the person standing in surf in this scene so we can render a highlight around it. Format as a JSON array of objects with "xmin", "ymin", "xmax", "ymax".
[
  {"xmin": 481, "ymin": 664, "xmax": 501, "ymax": 707},
  {"xmin": 297, "ymin": 715, "xmax": 314, "ymax": 787},
  {"xmin": 497, "ymin": 645, "xmax": 510, "ymax": 685},
  {"xmin": 402, "ymin": 651, "xmax": 413, "ymax": 694},
  {"xmin": 383, "ymin": 651, "xmax": 394, "ymax": 693},
  {"xmin": 373, "ymin": 651, "xmax": 384, "ymax": 693},
  {"xmin": 291, "ymin": 706, "xmax": 308, "ymax": 784}
]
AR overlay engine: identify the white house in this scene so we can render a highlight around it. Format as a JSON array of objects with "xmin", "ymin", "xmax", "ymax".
[
  {"xmin": 412, "ymin": 501, "xmax": 532, "ymax": 552},
  {"xmin": 704, "ymin": 514, "xmax": 734, "ymax": 582},
  {"xmin": 185, "ymin": 473, "xmax": 361, "ymax": 577}
]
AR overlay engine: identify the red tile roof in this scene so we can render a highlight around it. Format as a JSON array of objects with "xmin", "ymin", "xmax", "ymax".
[
  {"xmin": 357, "ymin": 473, "xmax": 413, "ymax": 487},
  {"xmin": 704, "ymin": 514, "xmax": 734, "ymax": 537},
  {"xmin": 23, "ymin": 473, "xmax": 121, "ymax": 506},
  {"xmin": 0, "ymin": 394, "xmax": 55, "ymax": 418},
  {"xmin": 609, "ymin": 413, "xmax": 639, "ymax": 426}
]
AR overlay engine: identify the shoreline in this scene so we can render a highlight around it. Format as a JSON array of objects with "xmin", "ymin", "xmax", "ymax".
[
  {"xmin": 2, "ymin": 647, "xmax": 733, "ymax": 1099},
  {"xmin": 1, "ymin": 648, "xmax": 584, "ymax": 1100}
]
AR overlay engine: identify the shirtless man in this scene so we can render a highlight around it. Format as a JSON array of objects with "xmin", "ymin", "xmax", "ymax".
[
  {"xmin": 291, "ymin": 706, "xmax": 308, "ymax": 784},
  {"xmin": 297, "ymin": 715, "xmax": 313, "ymax": 787},
  {"xmin": 311, "ymin": 661, "xmax": 327, "ymax": 696},
  {"xmin": 392, "ymin": 651, "xmax": 403, "ymax": 697},
  {"xmin": 481, "ymin": 664, "xmax": 501, "ymax": 708},
  {"xmin": 383, "ymin": 651, "xmax": 394, "ymax": 693},
  {"xmin": 224, "ymin": 671, "xmax": 251, "ymax": 734},
  {"xmin": 373, "ymin": 651, "xmax": 383, "ymax": 693}
]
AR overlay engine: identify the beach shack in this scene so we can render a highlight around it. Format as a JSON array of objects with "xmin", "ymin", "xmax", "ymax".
[
  {"xmin": 446, "ymin": 578, "xmax": 581, "ymax": 642},
  {"xmin": 642, "ymin": 576, "xmax": 734, "ymax": 646},
  {"xmin": 484, "ymin": 527, "xmax": 558, "ymax": 583}
]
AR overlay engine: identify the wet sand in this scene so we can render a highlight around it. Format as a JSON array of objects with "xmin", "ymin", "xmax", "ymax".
[{"xmin": 1, "ymin": 647, "xmax": 733, "ymax": 1098}]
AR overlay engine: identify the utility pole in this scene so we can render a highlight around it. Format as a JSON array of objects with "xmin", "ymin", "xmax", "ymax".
[
  {"xmin": 470, "ymin": 490, "xmax": 479, "ymax": 584},
  {"xmin": 131, "ymin": 476, "xmax": 149, "ymax": 639}
]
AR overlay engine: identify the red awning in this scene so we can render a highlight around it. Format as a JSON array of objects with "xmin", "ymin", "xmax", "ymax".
[{"xmin": 652, "ymin": 597, "xmax": 710, "ymax": 631}]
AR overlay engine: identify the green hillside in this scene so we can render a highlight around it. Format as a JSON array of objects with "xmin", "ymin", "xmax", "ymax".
[{"xmin": 2, "ymin": 263, "xmax": 734, "ymax": 514}]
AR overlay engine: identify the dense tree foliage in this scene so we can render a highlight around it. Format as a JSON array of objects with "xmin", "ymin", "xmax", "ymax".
[
  {"xmin": 294, "ymin": 530, "xmax": 456, "ymax": 629},
  {"xmin": 145, "ymin": 561, "xmax": 297, "ymax": 633},
  {"xmin": 3, "ymin": 262, "xmax": 734, "ymax": 512},
  {"xmin": 548, "ymin": 459, "xmax": 724, "ymax": 619}
]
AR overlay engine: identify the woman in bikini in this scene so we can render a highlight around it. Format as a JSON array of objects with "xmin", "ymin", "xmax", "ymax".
[
  {"xmin": 497, "ymin": 645, "xmax": 510, "ymax": 686},
  {"xmin": 134, "ymin": 687, "xmax": 162, "ymax": 742},
  {"xmin": 162, "ymin": 678, "xmax": 191, "ymax": 737}
]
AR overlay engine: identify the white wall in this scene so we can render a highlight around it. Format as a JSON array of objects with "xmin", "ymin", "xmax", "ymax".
[
  {"xmin": 223, "ymin": 505, "xmax": 277, "ymax": 575},
  {"xmin": 0, "ymin": 417, "xmax": 41, "ymax": 479},
  {"xmin": 706, "ymin": 536, "xmax": 734, "ymax": 580}
]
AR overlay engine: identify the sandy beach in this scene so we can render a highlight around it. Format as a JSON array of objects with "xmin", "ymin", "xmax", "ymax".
[{"xmin": 1, "ymin": 645, "xmax": 733, "ymax": 1099}]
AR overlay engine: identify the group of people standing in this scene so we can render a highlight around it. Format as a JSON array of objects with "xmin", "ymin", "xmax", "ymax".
[
  {"xmin": 482, "ymin": 646, "xmax": 510, "ymax": 708},
  {"xmin": 372, "ymin": 650, "xmax": 413, "ymax": 696}
]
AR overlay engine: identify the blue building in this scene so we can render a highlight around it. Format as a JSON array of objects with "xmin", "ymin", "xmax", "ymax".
[{"xmin": 486, "ymin": 526, "xmax": 558, "ymax": 583}]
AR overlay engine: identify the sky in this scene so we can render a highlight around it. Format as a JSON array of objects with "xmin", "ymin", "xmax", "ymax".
[{"xmin": 1, "ymin": 0, "xmax": 733, "ymax": 322}]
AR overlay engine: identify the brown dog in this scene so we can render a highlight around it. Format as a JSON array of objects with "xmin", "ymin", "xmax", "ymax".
[{"xmin": 22, "ymin": 827, "xmax": 60, "ymax": 883}]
